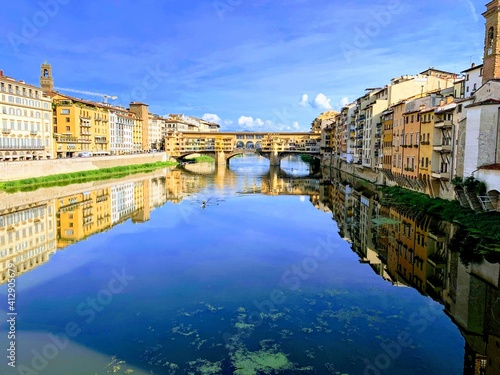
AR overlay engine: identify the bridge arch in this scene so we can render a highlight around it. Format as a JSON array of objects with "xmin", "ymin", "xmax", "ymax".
[
  {"xmin": 277, "ymin": 152, "xmax": 321, "ymax": 161},
  {"xmin": 177, "ymin": 151, "xmax": 216, "ymax": 162},
  {"xmin": 246, "ymin": 141, "xmax": 255, "ymax": 149},
  {"xmin": 226, "ymin": 148, "xmax": 257, "ymax": 161}
]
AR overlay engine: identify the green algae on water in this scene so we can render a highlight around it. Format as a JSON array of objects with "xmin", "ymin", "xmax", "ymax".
[{"xmin": 231, "ymin": 348, "xmax": 293, "ymax": 375}]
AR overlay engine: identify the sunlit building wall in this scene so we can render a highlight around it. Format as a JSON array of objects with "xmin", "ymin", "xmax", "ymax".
[{"xmin": 0, "ymin": 71, "xmax": 53, "ymax": 161}]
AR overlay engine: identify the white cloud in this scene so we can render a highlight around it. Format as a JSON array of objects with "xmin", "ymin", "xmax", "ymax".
[
  {"xmin": 298, "ymin": 94, "xmax": 310, "ymax": 107},
  {"xmin": 238, "ymin": 116, "xmax": 265, "ymax": 128},
  {"xmin": 340, "ymin": 96, "xmax": 349, "ymax": 107},
  {"xmin": 202, "ymin": 113, "xmax": 221, "ymax": 123},
  {"xmin": 313, "ymin": 93, "xmax": 332, "ymax": 110},
  {"xmin": 292, "ymin": 121, "xmax": 300, "ymax": 130},
  {"xmin": 299, "ymin": 93, "xmax": 333, "ymax": 110}
]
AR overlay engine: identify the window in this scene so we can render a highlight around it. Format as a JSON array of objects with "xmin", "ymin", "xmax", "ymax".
[
  {"xmin": 65, "ymin": 117, "xmax": 70, "ymax": 123},
  {"xmin": 61, "ymin": 109, "xmax": 70, "ymax": 115},
  {"xmin": 66, "ymin": 126, "xmax": 70, "ymax": 131}
]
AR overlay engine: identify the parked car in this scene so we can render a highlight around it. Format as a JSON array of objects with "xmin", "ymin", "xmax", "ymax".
[{"xmin": 77, "ymin": 152, "xmax": 92, "ymax": 158}]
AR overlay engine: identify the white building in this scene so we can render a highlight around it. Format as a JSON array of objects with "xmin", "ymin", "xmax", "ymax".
[
  {"xmin": 460, "ymin": 80, "xmax": 500, "ymax": 178},
  {"xmin": 461, "ymin": 63, "xmax": 483, "ymax": 98},
  {"xmin": 109, "ymin": 107, "xmax": 134, "ymax": 155},
  {"xmin": 164, "ymin": 114, "xmax": 220, "ymax": 133},
  {"xmin": 148, "ymin": 114, "xmax": 165, "ymax": 150},
  {"xmin": 0, "ymin": 200, "xmax": 57, "ymax": 284},
  {"xmin": 111, "ymin": 182, "xmax": 136, "ymax": 224},
  {"xmin": 0, "ymin": 71, "xmax": 53, "ymax": 161}
]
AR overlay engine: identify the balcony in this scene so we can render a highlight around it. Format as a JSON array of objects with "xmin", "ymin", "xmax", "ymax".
[
  {"xmin": 2, "ymin": 128, "xmax": 11, "ymax": 134},
  {"xmin": 428, "ymin": 230, "xmax": 446, "ymax": 242},
  {"xmin": 427, "ymin": 276, "xmax": 444, "ymax": 292},
  {"xmin": 434, "ymin": 120, "xmax": 453, "ymax": 129},
  {"xmin": 428, "ymin": 254, "xmax": 446, "ymax": 269},
  {"xmin": 431, "ymin": 171, "xmax": 450, "ymax": 180},
  {"xmin": 95, "ymin": 137, "xmax": 108, "ymax": 144},
  {"xmin": 56, "ymin": 136, "xmax": 79, "ymax": 143},
  {"xmin": 30, "ymin": 130, "xmax": 38, "ymax": 135},
  {"xmin": 0, "ymin": 145, "xmax": 45, "ymax": 150},
  {"xmin": 433, "ymin": 144, "xmax": 451, "ymax": 153}
]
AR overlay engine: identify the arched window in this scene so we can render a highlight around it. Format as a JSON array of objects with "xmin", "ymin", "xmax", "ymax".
[{"xmin": 488, "ymin": 27, "xmax": 495, "ymax": 55}]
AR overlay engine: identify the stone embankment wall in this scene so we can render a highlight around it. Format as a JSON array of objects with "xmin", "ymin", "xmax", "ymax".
[
  {"xmin": 0, "ymin": 153, "xmax": 169, "ymax": 182},
  {"xmin": 322, "ymin": 156, "xmax": 382, "ymax": 184}
]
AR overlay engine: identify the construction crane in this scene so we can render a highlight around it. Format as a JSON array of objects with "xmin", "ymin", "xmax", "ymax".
[{"xmin": 54, "ymin": 87, "xmax": 118, "ymax": 103}]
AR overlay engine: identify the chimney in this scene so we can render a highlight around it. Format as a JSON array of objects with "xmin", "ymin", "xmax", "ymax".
[
  {"xmin": 471, "ymin": 62, "xmax": 476, "ymax": 68},
  {"xmin": 439, "ymin": 99, "xmax": 445, "ymax": 106},
  {"xmin": 0, "ymin": 70, "xmax": 3, "ymax": 77}
]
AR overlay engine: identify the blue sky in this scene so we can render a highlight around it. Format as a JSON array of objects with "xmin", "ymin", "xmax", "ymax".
[{"xmin": 1, "ymin": 0, "xmax": 485, "ymax": 131}]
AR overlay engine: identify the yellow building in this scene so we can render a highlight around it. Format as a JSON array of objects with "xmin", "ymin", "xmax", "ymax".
[
  {"xmin": 401, "ymin": 106, "xmax": 420, "ymax": 179},
  {"xmin": 56, "ymin": 188, "xmax": 112, "ymax": 248},
  {"xmin": 132, "ymin": 179, "xmax": 151, "ymax": 223},
  {"xmin": 418, "ymin": 107, "xmax": 436, "ymax": 196},
  {"xmin": 391, "ymin": 101, "xmax": 406, "ymax": 176},
  {"xmin": 129, "ymin": 102, "xmax": 149, "ymax": 151},
  {"xmin": 0, "ymin": 70, "xmax": 54, "ymax": 161},
  {"xmin": 51, "ymin": 93, "xmax": 110, "ymax": 158},
  {"xmin": 381, "ymin": 109, "xmax": 393, "ymax": 171}
]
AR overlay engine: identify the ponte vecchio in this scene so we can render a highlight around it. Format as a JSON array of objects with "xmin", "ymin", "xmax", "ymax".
[{"xmin": 163, "ymin": 131, "xmax": 321, "ymax": 166}]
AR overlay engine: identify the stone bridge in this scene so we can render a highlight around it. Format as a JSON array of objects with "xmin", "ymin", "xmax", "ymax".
[{"xmin": 164, "ymin": 131, "xmax": 321, "ymax": 166}]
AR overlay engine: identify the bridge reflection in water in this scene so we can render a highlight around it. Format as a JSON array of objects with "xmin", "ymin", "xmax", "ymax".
[{"xmin": 0, "ymin": 165, "xmax": 498, "ymax": 374}]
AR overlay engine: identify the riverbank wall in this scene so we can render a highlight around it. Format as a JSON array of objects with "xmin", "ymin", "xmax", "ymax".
[
  {"xmin": 321, "ymin": 155, "xmax": 456, "ymax": 201},
  {"xmin": 0, "ymin": 152, "xmax": 169, "ymax": 182}
]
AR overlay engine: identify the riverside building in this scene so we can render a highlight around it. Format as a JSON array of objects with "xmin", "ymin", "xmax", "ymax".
[{"xmin": 0, "ymin": 70, "xmax": 54, "ymax": 161}]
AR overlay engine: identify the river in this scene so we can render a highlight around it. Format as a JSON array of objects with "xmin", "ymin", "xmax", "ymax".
[{"xmin": 0, "ymin": 155, "xmax": 498, "ymax": 375}]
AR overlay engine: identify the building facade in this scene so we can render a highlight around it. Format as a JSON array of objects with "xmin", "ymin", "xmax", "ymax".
[
  {"xmin": 51, "ymin": 93, "xmax": 110, "ymax": 158},
  {"xmin": 0, "ymin": 71, "xmax": 54, "ymax": 161}
]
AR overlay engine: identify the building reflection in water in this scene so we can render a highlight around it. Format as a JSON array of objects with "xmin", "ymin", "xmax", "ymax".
[
  {"xmin": 1, "ymin": 165, "xmax": 498, "ymax": 374},
  {"xmin": 322, "ymin": 168, "xmax": 500, "ymax": 375},
  {"xmin": 0, "ymin": 166, "xmax": 320, "ymax": 285}
]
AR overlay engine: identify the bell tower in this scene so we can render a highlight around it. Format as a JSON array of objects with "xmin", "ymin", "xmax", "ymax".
[{"xmin": 40, "ymin": 61, "xmax": 53, "ymax": 92}]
